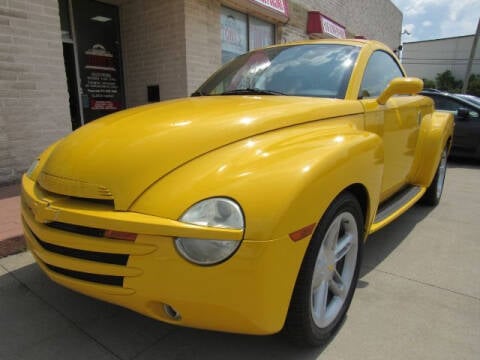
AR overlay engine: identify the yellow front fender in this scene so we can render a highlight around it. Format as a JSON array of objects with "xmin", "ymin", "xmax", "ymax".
[
  {"xmin": 128, "ymin": 116, "xmax": 384, "ymax": 331},
  {"xmin": 131, "ymin": 116, "xmax": 383, "ymax": 242}
]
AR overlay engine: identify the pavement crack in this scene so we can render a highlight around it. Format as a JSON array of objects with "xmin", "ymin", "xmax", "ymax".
[
  {"xmin": 366, "ymin": 266, "xmax": 480, "ymax": 301},
  {"xmin": 130, "ymin": 329, "xmax": 179, "ymax": 359}
]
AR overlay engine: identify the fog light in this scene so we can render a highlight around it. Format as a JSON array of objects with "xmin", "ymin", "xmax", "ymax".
[{"xmin": 163, "ymin": 304, "xmax": 181, "ymax": 320}]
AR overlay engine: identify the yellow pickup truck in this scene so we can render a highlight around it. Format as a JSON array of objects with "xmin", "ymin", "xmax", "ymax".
[{"xmin": 21, "ymin": 39, "xmax": 453, "ymax": 346}]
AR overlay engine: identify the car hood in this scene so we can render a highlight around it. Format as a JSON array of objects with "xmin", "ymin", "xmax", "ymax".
[{"xmin": 40, "ymin": 96, "xmax": 363, "ymax": 210}]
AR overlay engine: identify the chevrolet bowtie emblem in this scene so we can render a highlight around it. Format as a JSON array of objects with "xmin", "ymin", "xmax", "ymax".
[{"xmin": 32, "ymin": 199, "xmax": 61, "ymax": 223}]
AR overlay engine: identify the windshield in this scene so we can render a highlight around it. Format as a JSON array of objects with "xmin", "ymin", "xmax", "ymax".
[{"xmin": 194, "ymin": 44, "xmax": 360, "ymax": 99}]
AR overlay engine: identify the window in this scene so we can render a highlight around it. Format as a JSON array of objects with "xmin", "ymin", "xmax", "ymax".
[
  {"xmin": 249, "ymin": 16, "xmax": 275, "ymax": 50},
  {"xmin": 432, "ymin": 95, "xmax": 479, "ymax": 118},
  {"xmin": 359, "ymin": 51, "xmax": 404, "ymax": 99},
  {"xmin": 221, "ymin": 7, "xmax": 274, "ymax": 64}
]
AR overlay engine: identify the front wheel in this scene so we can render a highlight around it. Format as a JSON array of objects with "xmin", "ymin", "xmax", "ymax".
[
  {"xmin": 285, "ymin": 192, "xmax": 364, "ymax": 346},
  {"xmin": 421, "ymin": 147, "xmax": 448, "ymax": 206}
]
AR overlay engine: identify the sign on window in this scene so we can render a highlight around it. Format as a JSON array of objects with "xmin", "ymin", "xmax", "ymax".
[{"xmin": 221, "ymin": 8, "xmax": 247, "ymax": 64}]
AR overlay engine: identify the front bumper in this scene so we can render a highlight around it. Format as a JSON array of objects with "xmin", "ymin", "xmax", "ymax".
[{"xmin": 21, "ymin": 175, "xmax": 308, "ymax": 335}]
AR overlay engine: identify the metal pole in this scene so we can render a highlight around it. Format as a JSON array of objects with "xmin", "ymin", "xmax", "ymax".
[{"xmin": 462, "ymin": 18, "xmax": 480, "ymax": 94}]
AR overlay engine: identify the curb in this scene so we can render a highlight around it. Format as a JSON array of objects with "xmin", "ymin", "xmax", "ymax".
[
  {"xmin": 0, "ymin": 182, "xmax": 23, "ymax": 258},
  {"xmin": 0, "ymin": 236, "xmax": 25, "ymax": 258}
]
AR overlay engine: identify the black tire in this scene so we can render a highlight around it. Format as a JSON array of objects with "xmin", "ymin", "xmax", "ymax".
[
  {"xmin": 284, "ymin": 192, "xmax": 364, "ymax": 346},
  {"xmin": 421, "ymin": 147, "xmax": 448, "ymax": 206}
]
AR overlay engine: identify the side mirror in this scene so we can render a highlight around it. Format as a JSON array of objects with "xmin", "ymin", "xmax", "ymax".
[
  {"xmin": 377, "ymin": 77, "xmax": 423, "ymax": 105},
  {"xmin": 456, "ymin": 108, "xmax": 469, "ymax": 120}
]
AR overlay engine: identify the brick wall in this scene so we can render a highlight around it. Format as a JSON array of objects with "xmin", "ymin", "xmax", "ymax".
[
  {"xmin": 119, "ymin": 0, "xmax": 188, "ymax": 107},
  {"xmin": 0, "ymin": 0, "xmax": 70, "ymax": 185},
  {"xmin": 184, "ymin": 0, "xmax": 222, "ymax": 95},
  {"xmin": 282, "ymin": 0, "xmax": 402, "ymax": 50},
  {"xmin": 119, "ymin": 0, "xmax": 222, "ymax": 103}
]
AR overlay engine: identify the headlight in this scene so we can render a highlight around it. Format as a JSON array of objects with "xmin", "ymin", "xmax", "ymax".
[
  {"xmin": 175, "ymin": 198, "xmax": 244, "ymax": 265},
  {"xmin": 26, "ymin": 159, "xmax": 39, "ymax": 179}
]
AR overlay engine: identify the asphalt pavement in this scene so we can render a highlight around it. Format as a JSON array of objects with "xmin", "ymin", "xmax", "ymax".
[{"xmin": 1, "ymin": 160, "xmax": 479, "ymax": 360}]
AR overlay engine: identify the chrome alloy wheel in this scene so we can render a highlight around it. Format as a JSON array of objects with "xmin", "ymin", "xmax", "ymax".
[
  {"xmin": 436, "ymin": 149, "xmax": 448, "ymax": 199},
  {"xmin": 310, "ymin": 212, "xmax": 358, "ymax": 328}
]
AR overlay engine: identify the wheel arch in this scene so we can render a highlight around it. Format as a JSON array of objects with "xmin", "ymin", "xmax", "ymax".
[
  {"xmin": 409, "ymin": 111, "xmax": 454, "ymax": 187},
  {"xmin": 343, "ymin": 183, "xmax": 370, "ymax": 239},
  {"xmin": 283, "ymin": 187, "xmax": 366, "ymax": 344}
]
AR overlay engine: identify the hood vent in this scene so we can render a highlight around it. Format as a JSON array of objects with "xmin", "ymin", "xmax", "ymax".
[{"xmin": 38, "ymin": 171, "xmax": 114, "ymax": 201}]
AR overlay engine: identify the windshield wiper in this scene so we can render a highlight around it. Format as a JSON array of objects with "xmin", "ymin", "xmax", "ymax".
[
  {"xmin": 191, "ymin": 90, "xmax": 208, "ymax": 97},
  {"xmin": 220, "ymin": 88, "xmax": 285, "ymax": 96}
]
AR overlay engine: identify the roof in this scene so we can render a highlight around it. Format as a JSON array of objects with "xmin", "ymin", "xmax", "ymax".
[{"xmin": 403, "ymin": 34, "xmax": 474, "ymax": 45}]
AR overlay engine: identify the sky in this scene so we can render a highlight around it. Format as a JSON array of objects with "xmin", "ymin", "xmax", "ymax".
[{"xmin": 390, "ymin": 0, "xmax": 480, "ymax": 43}]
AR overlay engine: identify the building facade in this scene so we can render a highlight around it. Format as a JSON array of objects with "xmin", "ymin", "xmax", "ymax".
[
  {"xmin": 402, "ymin": 35, "xmax": 480, "ymax": 82},
  {"xmin": 0, "ymin": 0, "xmax": 402, "ymax": 185}
]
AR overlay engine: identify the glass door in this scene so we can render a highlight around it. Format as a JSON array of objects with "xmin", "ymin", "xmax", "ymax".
[{"xmin": 71, "ymin": 0, "xmax": 125, "ymax": 124}]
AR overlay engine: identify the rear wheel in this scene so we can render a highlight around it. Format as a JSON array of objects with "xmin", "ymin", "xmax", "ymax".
[
  {"xmin": 285, "ymin": 192, "xmax": 364, "ymax": 346},
  {"xmin": 421, "ymin": 147, "xmax": 448, "ymax": 206}
]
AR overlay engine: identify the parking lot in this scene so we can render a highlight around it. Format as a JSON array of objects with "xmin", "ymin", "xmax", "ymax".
[{"xmin": 1, "ymin": 160, "xmax": 479, "ymax": 360}]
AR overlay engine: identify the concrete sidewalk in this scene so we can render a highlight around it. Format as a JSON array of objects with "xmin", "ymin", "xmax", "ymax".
[
  {"xmin": 0, "ymin": 183, "xmax": 23, "ymax": 258},
  {"xmin": 1, "ymin": 162, "xmax": 479, "ymax": 360}
]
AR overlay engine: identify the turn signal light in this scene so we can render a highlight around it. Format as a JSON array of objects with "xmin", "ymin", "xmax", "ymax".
[{"xmin": 104, "ymin": 230, "xmax": 137, "ymax": 241}]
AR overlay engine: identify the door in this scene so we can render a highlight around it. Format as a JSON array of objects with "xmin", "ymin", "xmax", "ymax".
[
  {"xmin": 63, "ymin": 43, "xmax": 82, "ymax": 130},
  {"xmin": 454, "ymin": 107, "xmax": 480, "ymax": 155},
  {"xmin": 72, "ymin": 0, "xmax": 125, "ymax": 124},
  {"xmin": 359, "ymin": 51, "xmax": 421, "ymax": 201},
  {"xmin": 430, "ymin": 94, "xmax": 480, "ymax": 155}
]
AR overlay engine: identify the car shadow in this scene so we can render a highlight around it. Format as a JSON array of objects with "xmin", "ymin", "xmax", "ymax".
[
  {"xmin": 359, "ymin": 203, "xmax": 433, "ymax": 282},
  {"xmin": 357, "ymin": 160, "xmax": 472, "ymax": 282},
  {"xmin": 446, "ymin": 156, "xmax": 480, "ymax": 169},
  {"xmin": 2, "ymin": 262, "xmax": 328, "ymax": 360}
]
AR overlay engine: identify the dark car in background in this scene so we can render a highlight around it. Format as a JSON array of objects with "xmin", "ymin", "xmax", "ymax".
[
  {"xmin": 421, "ymin": 90, "xmax": 480, "ymax": 159},
  {"xmin": 456, "ymin": 94, "xmax": 480, "ymax": 107}
]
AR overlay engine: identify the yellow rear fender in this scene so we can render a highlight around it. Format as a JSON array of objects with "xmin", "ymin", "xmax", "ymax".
[
  {"xmin": 131, "ymin": 115, "xmax": 384, "ymax": 242},
  {"xmin": 409, "ymin": 111, "xmax": 454, "ymax": 187}
]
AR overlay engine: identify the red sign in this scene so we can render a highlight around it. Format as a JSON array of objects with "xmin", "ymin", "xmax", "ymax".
[
  {"xmin": 90, "ymin": 100, "xmax": 120, "ymax": 110},
  {"xmin": 307, "ymin": 11, "xmax": 346, "ymax": 39},
  {"xmin": 321, "ymin": 15, "xmax": 346, "ymax": 39},
  {"xmin": 250, "ymin": 0, "xmax": 288, "ymax": 17}
]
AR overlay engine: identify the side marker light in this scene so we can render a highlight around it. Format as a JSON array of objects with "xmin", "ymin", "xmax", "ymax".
[{"xmin": 289, "ymin": 223, "xmax": 316, "ymax": 242}]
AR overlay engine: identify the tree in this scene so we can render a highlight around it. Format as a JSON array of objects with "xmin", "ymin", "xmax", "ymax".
[
  {"xmin": 467, "ymin": 74, "xmax": 480, "ymax": 96},
  {"xmin": 422, "ymin": 78, "xmax": 436, "ymax": 89},
  {"xmin": 435, "ymin": 70, "xmax": 463, "ymax": 93}
]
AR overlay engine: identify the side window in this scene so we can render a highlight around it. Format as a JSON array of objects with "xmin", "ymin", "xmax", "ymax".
[
  {"xmin": 359, "ymin": 51, "xmax": 404, "ymax": 99},
  {"xmin": 435, "ymin": 97, "xmax": 479, "ymax": 118},
  {"xmin": 429, "ymin": 95, "xmax": 442, "ymax": 108},
  {"xmin": 435, "ymin": 97, "xmax": 463, "ymax": 111}
]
